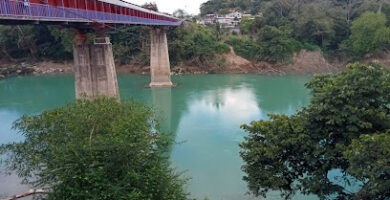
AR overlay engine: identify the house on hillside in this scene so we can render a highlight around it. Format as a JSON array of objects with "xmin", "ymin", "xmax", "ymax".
[
  {"xmin": 197, "ymin": 11, "xmax": 261, "ymax": 34},
  {"xmin": 197, "ymin": 14, "xmax": 216, "ymax": 25}
]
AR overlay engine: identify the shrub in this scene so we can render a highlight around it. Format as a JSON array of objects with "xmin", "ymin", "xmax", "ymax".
[
  {"xmin": 240, "ymin": 63, "xmax": 390, "ymax": 199},
  {"xmin": 0, "ymin": 98, "xmax": 188, "ymax": 200},
  {"xmin": 226, "ymin": 35, "xmax": 257, "ymax": 61}
]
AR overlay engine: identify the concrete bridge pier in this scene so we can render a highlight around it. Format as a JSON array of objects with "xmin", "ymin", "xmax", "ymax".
[
  {"xmin": 149, "ymin": 27, "xmax": 173, "ymax": 87},
  {"xmin": 73, "ymin": 32, "xmax": 119, "ymax": 99},
  {"xmin": 73, "ymin": 33, "xmax": 93, "ymax": 98}
]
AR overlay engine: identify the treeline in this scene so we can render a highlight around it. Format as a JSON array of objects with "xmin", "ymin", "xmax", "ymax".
[
  {"xmin": 0, "ymin": 23, "xmax": 229, "ymax": 67},
  {"xmin": 200, "ymin": 0, "xmax": 259, "ymax": 15},
  {"xmin": 3, "ymin": 0, "xmax": 390, "ymax": 67},
  {"xmin": 204, "ymin": 0, "xmax": 390, "ymax": 63},
  {"xmin": 0, "ymin": 25, "xmax": 73, "ymax": 62}
]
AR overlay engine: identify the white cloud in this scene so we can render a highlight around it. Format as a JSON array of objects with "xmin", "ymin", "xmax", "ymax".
[{"xmin": 127, "ymin": 0, "xmax": 208, "ymax": 15}]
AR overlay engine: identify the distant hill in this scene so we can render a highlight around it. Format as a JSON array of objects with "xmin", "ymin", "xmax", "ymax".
[
  {"xmin": 200, "ymin": 0, "xmax": 262, "ymax": 15},
  {"xmin": 200, "ymin": 0, "xmax": 390, "ymax": 17},
  {"xmin": 200, "ymin": 0, "xmax": 390, "ymax": 64}
]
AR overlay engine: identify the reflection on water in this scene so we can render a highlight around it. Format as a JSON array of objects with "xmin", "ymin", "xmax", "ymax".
[
  {"xmin": 0, "ymin": 111, "xmax": 32, "ymax": 199},
  {"xmin": 172, "ymin": 87, "xmax": 262, "ymax": 200},
  {"xmin": 151, "ymin": 88, "xmax": 173, "ymax": 132},
  {"xmin": 0, "ymin": 110, "xmax": 24, "ymax": 144},
  {"xmin": 1, "ymin": 74, "xmax": 314, "ymax": 199}
]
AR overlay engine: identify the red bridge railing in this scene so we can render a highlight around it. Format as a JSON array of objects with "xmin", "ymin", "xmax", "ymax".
[{"xmin": 0, "ymin": 0, "xmax": 181, "ymax": 26}]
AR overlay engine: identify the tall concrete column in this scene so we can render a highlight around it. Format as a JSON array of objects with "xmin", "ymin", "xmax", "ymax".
[
  {"xmin": 73, "ymin": 33, "xmax": 93, "ymax": 99},
  {"xmin": 73, "ymin": 32, "xmax": 119, "ymax": 99},
  {"xmin": 90, "ymin": 36, "xmax": 119, "ymax": 98},
  {"xmin": 149, "ymin": 27, "xmax": 173, "ymax": 87}
]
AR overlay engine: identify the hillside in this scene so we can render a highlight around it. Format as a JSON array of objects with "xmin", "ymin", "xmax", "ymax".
[
  {"xmin": 203, "ymin": 0, "xmax": 390, "ymax": 65},
  {"xmin": 2, "ymin": 0, "xmax": 390, "ymax": 75},
  {"xmin": 200, "ymin": 0, "xmax": 260, "ymax": 15}
]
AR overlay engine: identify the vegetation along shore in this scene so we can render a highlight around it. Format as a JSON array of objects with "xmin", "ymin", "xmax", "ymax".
[{"xmin": 2, "ymin": 0, "xmax": 390, "ymax": 78}]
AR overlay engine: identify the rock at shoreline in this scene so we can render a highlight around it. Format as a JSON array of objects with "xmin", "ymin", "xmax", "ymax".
[{"xmin": 0, "ymin": 63, "xmax": 37, "ymax": 79}]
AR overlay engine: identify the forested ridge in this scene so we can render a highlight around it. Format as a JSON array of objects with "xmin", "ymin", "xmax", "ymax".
[
  {"xmin": 2, "ymin": 0, "xmax": 390, "ymax": 67},
  {"xmin": 216, "ymin": 0, "xmax": 390, "ymax": 63}
]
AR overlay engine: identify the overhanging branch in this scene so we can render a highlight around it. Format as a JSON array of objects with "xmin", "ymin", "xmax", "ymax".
[{"xmin": 3, "ymin": 189, "xmax": 48, "ymax": 200}]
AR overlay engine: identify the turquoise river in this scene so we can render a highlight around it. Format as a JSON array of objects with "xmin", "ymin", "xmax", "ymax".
[{"xmin": 0, "ymin": 74, "xmax": 326, "ymax": 200}]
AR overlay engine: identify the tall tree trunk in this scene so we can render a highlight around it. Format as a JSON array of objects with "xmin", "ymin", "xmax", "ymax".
[
  {"xmin": 297, "ymin": 0, "xmax": 302, "ymax": 16},
  {"xmin": 378, "ymin": 0, "xmax": 386, "ymax": 13},
  {"xmin": 346, "ymin": 0, "xmax": 352, "ymax": 26},
  {"xmin": 28, "ymin": 40, "xmax": 38, "ymax": 60},
  {"xmin": 1, "ymin": 45, "xmax": 16, "ymax": 62},
  {"xmin": 16, "ymin": 25, "xmax": 38, "ymax": 60}
]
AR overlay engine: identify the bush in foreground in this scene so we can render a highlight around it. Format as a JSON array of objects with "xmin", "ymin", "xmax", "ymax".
[
  {"xmin": 240, "ymin": 63, "xmax": 390, "ymax": 199},
  {"xmin": 1, "ymin": 98, "xmax": 187, "ymax": 200}
]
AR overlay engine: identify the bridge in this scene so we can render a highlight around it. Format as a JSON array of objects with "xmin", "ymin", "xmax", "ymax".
[{"xmin": 0, "ymin": 0, "xmax": 183, "ymax": 99}]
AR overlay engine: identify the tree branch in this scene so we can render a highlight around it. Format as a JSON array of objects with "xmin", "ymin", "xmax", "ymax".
[{"xmin": 3, "ymin": 189, "xmax": 48, "ymax": 200}]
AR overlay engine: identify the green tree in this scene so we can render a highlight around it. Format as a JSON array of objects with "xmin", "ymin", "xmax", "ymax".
[
  {"xmin": 169, "ymin": 23, "xmax": 229, "ymax": 66},
  {"xmin": 0, "ymin": 25, "xmax": 72, "ymax": 61},
  {"xmin": 226, "ymin": 35, "xmax": 257, "ymax": 60},
  {"xmin": 256, "ymin": 25, "xmax": 302, "ymax": 63},
  {"xmin": 240, "ymin": 63, "xmax": 390, "ymax": 199},
  {"xmin": 293, "ymin": 4, "xmax": 335, "ymax": 48},
  {"xmin": 109, "ymin": 26, "xmax": 150, "ymax": 65},
  {"xmin": 48, "ymin": 27, "xmax": 74, "ymax": 54},
  {"xmin": 341, "ymin": 12, "xmax": 390, "ymax": 58},
  {"xmin": 240, "ymin": 17, "xmax": 256, "ymax": 35},
  {"xmin": 0, "ymin": 98, "xmax": 188, "ymax": 200},
  {"xmin": 0, "ymin": 25, "xmax": 17, "ymax": 61},
  {"xmin": 200, "ymin": 0, "xmax": 229, "ymax": 16},
  {"xmin": 344, "ymin": 133, "xmax": 390, "ymax": 199}
]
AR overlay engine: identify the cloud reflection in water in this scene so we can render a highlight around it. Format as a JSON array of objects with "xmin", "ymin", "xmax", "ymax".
[{"xmin": 172, "ymin": 86, "xmax": 262, "ymax": 200}]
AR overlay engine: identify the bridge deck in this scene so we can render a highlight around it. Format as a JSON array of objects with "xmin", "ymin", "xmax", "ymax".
[{"xmin": 0, "ymin": 0, "xmax": 181, "ymax": 26}]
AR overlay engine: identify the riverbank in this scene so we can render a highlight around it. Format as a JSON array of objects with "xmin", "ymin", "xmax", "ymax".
[
  {"xmin": 2, "ymin": 49, "xmax": 389, "ymax": 79},
  {"xmin": 0, "ymin": 61, "xmax": 73, "ymax": 80},
  {"xmin": 115, "ymin": 49, "xmax": 343, "ymax": 76}
]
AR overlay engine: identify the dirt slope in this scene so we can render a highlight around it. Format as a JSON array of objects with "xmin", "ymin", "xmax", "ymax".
[{"xmin": 282, "ymin": 50, "xmax": 338, "ymax": 74}]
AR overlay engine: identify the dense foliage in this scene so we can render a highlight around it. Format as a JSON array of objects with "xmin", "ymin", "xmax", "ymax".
[
  {"xmin": 0, "ymin": 25, "xmax": 73, "ymax": 61},
  {"xmin": 3, "ymin": 0, "xmax": 390, "ymax": 66},
  {"xmin": 109, "ymin": 23, "xmax": 229, "ymax": 66},
  {"xmin": 225, "ymin": 35, "xmax": 257, "ymax": 61},
  {"xmin": 340, "ymin": 12, "xmax": 390, "ymax": 59},
  {"xmin": 344, "ymin": 133, "xmax": 390, "ymax": 199},
  {"xmin": 226, "ymin": 26, "xmax": 317, "ymax": 63},
  {"xmin": 0, "ymin": 24, "xmax": 152, "ymax": 65},
  {"xmin": 240, "ymin": 63, "xmax": 390, "ymax": 199},
  {"xmin": 203, "ymin": 0, "xmax": 390, "ymax": 62},
  {"xmin": 0, "ymin": 22, "xmax": 229, "ymax": 67},
  {"xmin": 169, "ymin": 23, "xmax": 229, "ymax": 66},
  {"xmin": 0, "ymin": 98, "xmax": 188, "ymax": 200},
  {"xmin": 200, "ymin": 0, "xmax": 258, "ymax": 15},
  {"xmin": 108, "ymin": 26, "xmax": 150, "ymax": 65}
]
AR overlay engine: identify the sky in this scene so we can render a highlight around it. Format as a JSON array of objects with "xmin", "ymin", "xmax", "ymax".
[{"xmin": 128, "ymin": 0, "xmax": 208, "ymax": 15}]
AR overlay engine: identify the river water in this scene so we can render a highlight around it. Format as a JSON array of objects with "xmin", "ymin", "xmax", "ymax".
[{"xmin": 0, "ymin": 74, "xmax": 319, "ymax": 200}]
